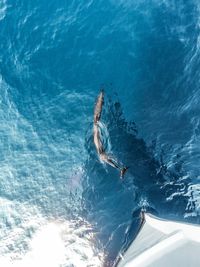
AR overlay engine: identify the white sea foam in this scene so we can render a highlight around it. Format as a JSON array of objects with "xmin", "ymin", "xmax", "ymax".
[
  {"xmin": 184, "ymin": 183, "xmax": 200, "ymax": 218},
  {"xmin": 0, "ymin": 197, "xmax": 104, "ymax": 267}
]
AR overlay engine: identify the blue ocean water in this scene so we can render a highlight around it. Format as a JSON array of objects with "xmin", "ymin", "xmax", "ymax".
[{"xmin": 0, "ymin": 0, "xmax": 200, "ymax": 266}]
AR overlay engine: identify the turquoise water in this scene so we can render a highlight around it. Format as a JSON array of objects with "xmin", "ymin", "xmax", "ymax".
[{"xmin": 0, "ymin": 0, "xmax": 200, "ymax": 266}]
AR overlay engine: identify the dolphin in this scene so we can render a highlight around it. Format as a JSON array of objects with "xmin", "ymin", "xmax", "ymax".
[{"xmin": 93, "ymin": 90, "xmax": 128, "ymax": 178}]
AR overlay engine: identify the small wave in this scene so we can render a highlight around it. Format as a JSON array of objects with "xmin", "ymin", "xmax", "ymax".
[{"xmin": 0, "ymin": 0, "xmax": 7, "ymax": 21}]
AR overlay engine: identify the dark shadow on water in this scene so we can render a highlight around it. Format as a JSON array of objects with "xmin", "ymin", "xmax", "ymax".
[{"xmin": 82, "ymin": 98, "xmax": 195, "ymax": 266}]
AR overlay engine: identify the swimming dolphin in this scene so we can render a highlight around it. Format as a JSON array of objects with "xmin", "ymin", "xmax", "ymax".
[
  {"xmin": 93, "ymin": 90, "xmax": 128, "ymax": 178},
  {"xmin": 94, "ymin": 90, "xmax": 104, "ymax": 124}
]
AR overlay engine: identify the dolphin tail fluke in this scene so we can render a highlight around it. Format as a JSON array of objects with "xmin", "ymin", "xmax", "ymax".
[{"xmin": 120, "ymin": 166, "xmax": 129, "ymax": 179}]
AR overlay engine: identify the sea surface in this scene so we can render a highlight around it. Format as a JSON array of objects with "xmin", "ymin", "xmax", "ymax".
[{"xmin": 0, "ymin": 0, "xmax": 200, "ymax": 266}]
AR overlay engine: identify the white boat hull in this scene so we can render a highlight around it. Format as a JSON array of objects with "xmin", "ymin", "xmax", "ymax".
[{"xmin": 117, "ymin": 213, "xmax": 200, "ymax": 267}]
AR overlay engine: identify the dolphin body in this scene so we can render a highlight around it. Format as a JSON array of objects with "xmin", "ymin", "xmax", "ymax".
[{"xmin": 93, "ymin": 91, "xmax": 128, "ymax": 178}]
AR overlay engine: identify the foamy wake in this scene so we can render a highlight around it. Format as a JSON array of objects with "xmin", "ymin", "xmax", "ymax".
[{"xmin": 0, "ymin": 198, "xmax": 104, "ymax": 267}]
